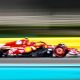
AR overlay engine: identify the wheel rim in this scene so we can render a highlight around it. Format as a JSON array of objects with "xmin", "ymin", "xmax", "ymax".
[{"xmin": 56, "ymin": 48, "xmax": 64, "ymax": 55}]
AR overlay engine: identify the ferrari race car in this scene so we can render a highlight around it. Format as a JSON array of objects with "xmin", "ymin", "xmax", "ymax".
[{"xmin": 0, "ymin": 38, "xmax": 79, "ymax": 58}]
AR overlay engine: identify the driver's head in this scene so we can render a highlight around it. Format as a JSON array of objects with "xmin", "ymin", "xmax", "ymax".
[
  {"xmin": 21, "ymin": 37, "xmax": 29, "ymax": 45},
  {"xmin": 25, "ymin": 37, "xmax": 28, "ymax": 40}
]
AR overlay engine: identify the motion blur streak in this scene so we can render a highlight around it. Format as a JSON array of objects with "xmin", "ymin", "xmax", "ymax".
[
  {"xmin": 0, "ymin": 15, "xmax": 80, "ymax": 26},
  {"xmin": 0, "ymin": 0, "xmax": 80, "ymax": 15},
  {"xmin": 1, "ymin": 58, "xmax": 80, "ymax": 63},
  {"xmin": 0, "ymin": 67, "xmax": 80, "ymax": 80},
  {"xmin": 0, "ymin": 0, "xmax": 80, "ymax": 26}
]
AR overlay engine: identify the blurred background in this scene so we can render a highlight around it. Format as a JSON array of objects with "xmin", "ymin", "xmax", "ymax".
[{"xmin": 0, "ymin": 0, "xmax": 80, "ymax": 37}]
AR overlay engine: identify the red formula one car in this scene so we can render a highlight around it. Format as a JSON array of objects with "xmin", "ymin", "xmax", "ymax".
[{"xmin": 0, "ymin": 38, "xmax": 79, "ymax": 57}]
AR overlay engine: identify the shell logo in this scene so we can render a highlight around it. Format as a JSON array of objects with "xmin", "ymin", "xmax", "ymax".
[{"xmin": 25, "ymin": 46, "xmax": 32, "ymax": 53}]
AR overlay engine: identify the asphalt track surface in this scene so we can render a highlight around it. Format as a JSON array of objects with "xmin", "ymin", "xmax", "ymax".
[{"xmin": 0, "ymin": 58, "xmax": 80, "ymax": 64}]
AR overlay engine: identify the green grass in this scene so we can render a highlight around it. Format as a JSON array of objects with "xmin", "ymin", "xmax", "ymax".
[
  {"xmin": 0, "ymin": 25, "xmax": 80, "ymax": 28},
  {"xmin": 0, "ymin": 25, "xmax": 79, "ymax": 38},
  {"xmin": 0, "ymin": 34, "xmax": 80, "ymax": 38}
]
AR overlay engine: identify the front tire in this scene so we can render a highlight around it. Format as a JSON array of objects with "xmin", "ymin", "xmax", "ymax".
[{"xmin": 54, "ymin": 44, "xmax": 68, "ymax": 58}]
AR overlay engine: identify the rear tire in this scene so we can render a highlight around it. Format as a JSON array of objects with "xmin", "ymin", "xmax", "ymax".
[{"xmin": 0, "ymin": 50, "xmax": 3, "ymax": 57}]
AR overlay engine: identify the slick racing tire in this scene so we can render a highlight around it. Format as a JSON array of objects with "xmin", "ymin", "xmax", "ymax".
[
  {"xmin": 54, "ymin": 44, "xmax": 68, "ymax": 58},
  {"xmin": 0, "ymin": 50, "xmax": 3, "ymax": 57}
]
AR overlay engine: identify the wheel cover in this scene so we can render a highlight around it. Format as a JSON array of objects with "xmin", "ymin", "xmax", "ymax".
[{"xmin": 56, "ymin": 47, "xmax": 64, "ymax": 55}]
